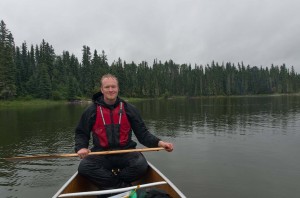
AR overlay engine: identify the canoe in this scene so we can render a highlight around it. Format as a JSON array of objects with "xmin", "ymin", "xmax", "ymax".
[{"xmin": 52, "ymin": 162, "xmax": 186, "ymax": 198}]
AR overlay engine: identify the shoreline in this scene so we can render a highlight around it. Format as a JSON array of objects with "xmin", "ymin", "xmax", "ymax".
[{"xmin": 1, "ymin": 93, "xmax": 300, "ymax": 108}]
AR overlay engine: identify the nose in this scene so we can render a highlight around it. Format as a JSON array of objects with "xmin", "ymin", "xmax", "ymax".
[{"xmin": 109, "ymin": 87, "xmax": 114, "ymax": 91}]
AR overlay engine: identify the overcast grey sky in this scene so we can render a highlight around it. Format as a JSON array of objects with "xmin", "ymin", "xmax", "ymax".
[{"xmin": 1, "ymin": 0, "xmax": 300, "ymax": 72}]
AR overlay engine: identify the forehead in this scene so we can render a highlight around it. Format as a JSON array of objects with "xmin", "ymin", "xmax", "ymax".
[{"xmin": 101, "ymin": 77, "xmax": 118, "ymax": 86}]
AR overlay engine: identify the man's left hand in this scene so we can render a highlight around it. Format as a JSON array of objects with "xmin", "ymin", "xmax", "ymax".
[{"xmin": 158, "ymin": 141, "xmax": 174, "ymax": 152}]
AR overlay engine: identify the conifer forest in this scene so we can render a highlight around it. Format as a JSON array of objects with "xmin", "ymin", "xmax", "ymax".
[{"xmin": 1, "ymin": 20, "xmax": 300, "ymax": 100}]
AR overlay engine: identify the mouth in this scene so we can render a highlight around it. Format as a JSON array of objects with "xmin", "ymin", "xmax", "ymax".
[{"xmin": 108, "ymin": 93, "xmax": 116, "ymax": 97}]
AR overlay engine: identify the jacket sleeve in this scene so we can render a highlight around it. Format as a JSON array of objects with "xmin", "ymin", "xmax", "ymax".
[
  {"xmin": 125, "ymin": 102, "xmax": 161, "ymax": 148},
  {"xmin": 74, "ymin": 105, "xmax": 95, "ymax": 152}
]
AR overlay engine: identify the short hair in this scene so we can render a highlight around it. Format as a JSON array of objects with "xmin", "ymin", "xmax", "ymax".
[{"xmin": 100, "ymin": 74, "xmax": 118, "ymax": 87}]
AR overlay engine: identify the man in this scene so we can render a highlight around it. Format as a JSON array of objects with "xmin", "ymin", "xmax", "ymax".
[{"xmin": 75, "ymin": 74, "xmax": 173, "ymax": 190}]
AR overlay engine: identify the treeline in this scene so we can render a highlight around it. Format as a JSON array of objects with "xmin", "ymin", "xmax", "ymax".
[{"xmin": 1, "ymin": 20, "xmax": 300, "ymax": 100}]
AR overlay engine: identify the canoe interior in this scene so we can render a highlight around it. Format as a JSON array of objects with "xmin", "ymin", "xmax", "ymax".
[
  {"xmin": 58, "ymin": 173, "xmax": 98, "ymax": 198},
  {"xmin": 57, "ymin": 164, "xmax": 183, "ymax": 198}
]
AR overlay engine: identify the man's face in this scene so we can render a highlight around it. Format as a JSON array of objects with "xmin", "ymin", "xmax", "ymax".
[{"xmin": 101, "ymin": 77, "xmax": 119, "ymax": 104}]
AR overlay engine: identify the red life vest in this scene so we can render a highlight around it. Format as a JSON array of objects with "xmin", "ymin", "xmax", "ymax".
[{"xmin": 92, "ymin": 102, "xmax": 131, "ymax": 148}]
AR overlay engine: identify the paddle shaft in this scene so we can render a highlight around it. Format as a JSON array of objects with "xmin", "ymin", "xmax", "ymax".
[
  {"xmin": 58, "ymin": 181, "xmax": 167, "ymax": 197},
  {"xmin": 4, "ymin": 147, "xmax": 164, "ymax": 162}
]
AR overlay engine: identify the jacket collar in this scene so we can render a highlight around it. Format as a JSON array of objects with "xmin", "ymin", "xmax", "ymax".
[{"xmin": 92, "ymin": 92, "xmax": 122, "ymax": 109}]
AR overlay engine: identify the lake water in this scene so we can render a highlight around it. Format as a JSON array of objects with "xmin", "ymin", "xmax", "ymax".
[{"xmin": 1, "ymin": 96, "xmax": 300, "ymax": 198}]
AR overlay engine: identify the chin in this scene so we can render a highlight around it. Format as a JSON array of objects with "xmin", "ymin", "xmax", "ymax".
[{"xmin": 108, "ymin": 97, "xmax": 117, "ymax": 101}]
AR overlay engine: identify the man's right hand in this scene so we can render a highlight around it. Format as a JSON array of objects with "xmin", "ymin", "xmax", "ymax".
[{"xmin": 77, "ymin": 148, "xmax": 91, "ymax": 159}]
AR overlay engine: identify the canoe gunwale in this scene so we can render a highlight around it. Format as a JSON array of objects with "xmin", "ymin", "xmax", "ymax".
[
  {"xmin": 148, "ymin": 162, "xmax": 186, "ymax": 198},
  {"xmin": 52, "ymin": 171, "xmax": 79, "ymax": 198},
  {"xmin": 53, "ymin": 161, "xmax": 186, "ymax": 198}
]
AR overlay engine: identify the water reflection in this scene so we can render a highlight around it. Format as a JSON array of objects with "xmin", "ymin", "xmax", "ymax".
[
  {"xmin": 133, "ymin": 96, "xmax": 300, "ymax": 137},
  {"xmin": 1, "ymin": 96, "xmax": 300, "ymax": 198}
]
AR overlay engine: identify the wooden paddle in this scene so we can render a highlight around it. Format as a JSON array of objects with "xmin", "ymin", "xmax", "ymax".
[{"xmin": 4, "ymin": 147, "xmax": 164, "ymax": 162}]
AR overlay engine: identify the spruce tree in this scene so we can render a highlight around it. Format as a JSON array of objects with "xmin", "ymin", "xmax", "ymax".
[{"xmin": 0, "ymin": 20, "xmax": 16, "ymax": 99}]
